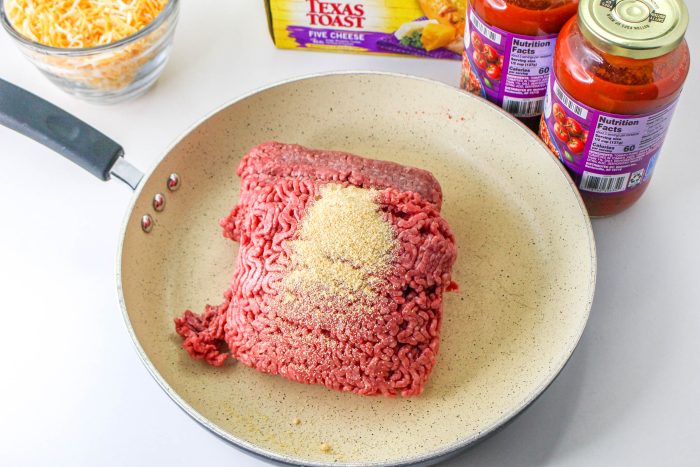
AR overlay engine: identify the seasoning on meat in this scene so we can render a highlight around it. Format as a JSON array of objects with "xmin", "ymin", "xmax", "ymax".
[
  {"xmin": 282, "ymin": 184, "xmax": 396, "ymax": 314},
  {"xmin": 175, "ymin": 142, "xmax": 457, "ymax": 397},
  {"xmin": 320, "ymin": 443, "xmax": 332, "ymax": 453}
]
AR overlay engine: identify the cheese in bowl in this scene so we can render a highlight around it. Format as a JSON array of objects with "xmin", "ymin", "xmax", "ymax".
[{"xmin": 0, "ymin": 0, "xmax": 179, "ymax": 102}]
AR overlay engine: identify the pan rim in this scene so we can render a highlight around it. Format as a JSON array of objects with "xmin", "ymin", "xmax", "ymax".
[{"xmin": 116, "ymin": 71, "xmax": 597, "ymax": 467}]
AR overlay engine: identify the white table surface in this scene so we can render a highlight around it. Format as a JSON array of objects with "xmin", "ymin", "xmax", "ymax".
[{"xmin": 1, "ymin": 1, "xmax": 699, "ymax": 466}]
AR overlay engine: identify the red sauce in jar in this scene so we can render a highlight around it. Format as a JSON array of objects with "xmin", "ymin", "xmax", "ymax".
[
  {"xmin": 461, "ymin": 0, "xmax": 578, "ymax": 130},
  {"xmin": 540, "ymin": 0, "xmax": 690, "ymax": 216},
  {"xmin": 471, "ymin": 0, "xmax": 578, "ymax": 36}
]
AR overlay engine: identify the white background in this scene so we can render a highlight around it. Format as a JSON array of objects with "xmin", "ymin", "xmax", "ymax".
[{"xmin": 1, "ymin": 1, "xmax": 699, "ymax": 466}]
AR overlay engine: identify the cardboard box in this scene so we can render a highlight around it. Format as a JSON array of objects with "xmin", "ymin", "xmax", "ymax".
[{"xmin": 265, "ymin": 0, "xmax": 466, "ymax": 60}]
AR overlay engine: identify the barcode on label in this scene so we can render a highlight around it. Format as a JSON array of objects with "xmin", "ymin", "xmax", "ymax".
[
  {"xmin": 580, "ymin": 172, "xmax": 630, "ymax": 193},
  {"xmin": 554, "ymin": 82, "xmax": 588, "ymax": 119},
  {"xmin": 470, "ymin": 10, "xmax": 502, "ymax": 44},
  {"xmin": 502, "ymin": 97, "xmax": 544, "ymax": 118}
]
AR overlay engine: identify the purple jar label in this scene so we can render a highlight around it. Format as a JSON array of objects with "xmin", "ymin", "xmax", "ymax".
[
  {"xmin": 542, "ymin": 74, "xmax": 679, "ymax": 194},
  {"xmin": 461, "ymin": 6, "xmax": 557, "ymax": 117}
]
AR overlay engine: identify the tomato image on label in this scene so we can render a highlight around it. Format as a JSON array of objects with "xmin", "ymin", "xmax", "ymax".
[
  {"xmin": 466, "ymin": 31, "xmax": 503, "ymax": 90},
  {"xmin": 542, "ymin": 80, "xmax": 592, "ymax": 167},
  {"xmin": 564, "ymin": 117, "xmax": 583, "ymax": 138},
  {"xmin": 471, "ymin": 32, "xmax": 483, "ymax": 53},
  {"xmin": 553, "ymin": 103, "xmax": 567, "ymax": 124},
  {"xmin": 554, "ymin": 122, "xmax": 570, "ymax": 142},
  {"xmin": 481, "ymin": 44, "xmax": 499, "ymax": 63},
  {"xmin": 460, "ymin": 4, "xmax": 558, "ymax": 118},
  {"xmin": 567, "ymin": 137, "xmax": 585, "ymax": 154},
  {"xmin": 473, "ymin": 50, "xmax": 488, "ymax": 70},
  {"xmin": 486, "ymin": 62, "xmax": 502, "ymax": 80}
]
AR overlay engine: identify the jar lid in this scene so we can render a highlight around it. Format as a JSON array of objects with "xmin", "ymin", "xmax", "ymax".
[{"xmin": 578, "ymin": 0, "xmax": 688, "ymax": 59}]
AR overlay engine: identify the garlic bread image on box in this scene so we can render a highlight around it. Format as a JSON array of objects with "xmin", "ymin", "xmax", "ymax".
[
  {"xmin": 419, "ymin": 0, "xmax": 465, "ymax": 52},
  {"xmin": 266, "ymin": 0, "xmax": 465, "ymax": 60},
  {"xmin": 377, "ymin": 0, "xmax": 465, "ymax": 57}
]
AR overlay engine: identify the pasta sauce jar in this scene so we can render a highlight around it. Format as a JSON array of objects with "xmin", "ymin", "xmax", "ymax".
[
  {"xmin": 540, "ymin": 0, "xmax": 690, "ymax": 217},
  {"xmin": 460, "ymin": 0, "xmax": 578, "ymax": 129}
]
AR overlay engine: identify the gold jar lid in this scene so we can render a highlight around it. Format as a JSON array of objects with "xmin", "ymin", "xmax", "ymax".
[{"xmin": 578, "ymin": 0, "xmax": 688, "ymax": 59}]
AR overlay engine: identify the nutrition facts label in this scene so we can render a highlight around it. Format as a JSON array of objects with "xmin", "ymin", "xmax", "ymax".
[
  {"xmin": 587, "ymin": 105, "xmax": 676, "ymax": 172},
  {"xmin": 463, "ymin": 6, "xmax": 557, "ymax": 118},
  {"xmin": 542, "ymin": 75, "xmax": 679, "ymax": 194},
  {"xmin": 504, "ymin": 37, "xmax": 556, "ymax": 98}
]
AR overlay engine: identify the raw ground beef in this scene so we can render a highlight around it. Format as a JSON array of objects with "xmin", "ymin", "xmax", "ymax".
[{"xmin": 175, "ymin": 142, "xmax": 457, "ymax": 396}]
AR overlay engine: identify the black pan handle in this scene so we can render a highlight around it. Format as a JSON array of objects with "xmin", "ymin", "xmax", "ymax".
[{"xmin": 0, "ymin": 78, "xmax": 140, "ymax": 186}]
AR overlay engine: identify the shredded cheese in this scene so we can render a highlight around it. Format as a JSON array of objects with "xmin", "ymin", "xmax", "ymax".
[
  {"xmin": 5, "ymin": 0, "xmax": 169, "ymax": 48},
  {"xmin": 4, "ymin": 0, "xmax": 173, "ymax": 93}
]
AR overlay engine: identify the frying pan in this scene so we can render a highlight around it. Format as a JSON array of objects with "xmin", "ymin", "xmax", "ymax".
[{"xmin": 0, "ymin": 72, "xmax": 596, "ymax": 466}]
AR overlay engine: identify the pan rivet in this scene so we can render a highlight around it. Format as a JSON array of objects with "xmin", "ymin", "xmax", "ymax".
[
  {"xmin": 167, "ymin": 173, "xmax": 180, "ymax": 191},
  {"xmin": 141, "ymin": 214, "xmax": 153, "ymax": 233},
  {"xmin": 152, "ymin": 193, "xmax": 166, "ymax": 212}
]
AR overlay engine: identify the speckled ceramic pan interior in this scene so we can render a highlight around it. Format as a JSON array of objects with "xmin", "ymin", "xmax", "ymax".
[{"xmin": 117, "ymin": 73, "xmax": 596, "ymax": 466}]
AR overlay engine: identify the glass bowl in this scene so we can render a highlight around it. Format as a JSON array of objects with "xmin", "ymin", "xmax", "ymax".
[{"xmin": 0, "ymin": 0, "xmax": 179, "ymax": 103}]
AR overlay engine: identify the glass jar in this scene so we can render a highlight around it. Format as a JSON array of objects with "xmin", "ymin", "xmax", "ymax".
[
  {"xmin": 460, "ymin": 0, "xmax": 578, "ymax": 130},
  {"xmin": 0, "ymin": 0, "xmax": 179, "ymax": 103},
  {"xmin": 539, "ymin": 0, "xmax": 690, "ymax": 217}
]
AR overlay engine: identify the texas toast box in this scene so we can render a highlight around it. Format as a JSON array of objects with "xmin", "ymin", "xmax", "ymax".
[{"xmin": 265, "ymin": 0, "xmax": 466, "ymax": 60}]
